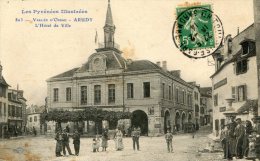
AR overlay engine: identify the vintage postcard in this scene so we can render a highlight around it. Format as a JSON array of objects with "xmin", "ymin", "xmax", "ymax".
[{"xmin": 0, "ymin": 0, "xmax": 259, "ymax": 161}]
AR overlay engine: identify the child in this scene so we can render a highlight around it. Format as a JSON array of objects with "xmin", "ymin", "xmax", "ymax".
[
  {"xmin": 92, "ymin": 138, "xmax": 97, "ymax": 152},
  {"xmin": 165, "ymin": 129, "xmax": 173, "ymax": 153},
  {"xmin": 95, "ymin": 135, "xmax": 100, "ymax": 152},
  {"xmin": 92, "ymin": 136, "xmax": 100, "ymax": 152}
]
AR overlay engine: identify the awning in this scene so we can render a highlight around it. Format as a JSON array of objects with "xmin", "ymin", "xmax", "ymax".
[{"xmin": 237, "ymin": 99, "xmax": 258, "ymax": 114}]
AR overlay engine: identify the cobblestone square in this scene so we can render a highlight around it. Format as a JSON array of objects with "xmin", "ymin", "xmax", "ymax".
[{"xmin": 0, "ymin": 126, "xmax": 227, "ymax": 161}]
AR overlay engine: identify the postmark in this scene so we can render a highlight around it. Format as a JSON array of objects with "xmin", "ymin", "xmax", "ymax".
[{"xmin": 172, "ymin": 4, "xmax": 224, "ymax": 58}]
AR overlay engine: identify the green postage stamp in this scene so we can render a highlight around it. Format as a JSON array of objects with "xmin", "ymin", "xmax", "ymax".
[{"xmin": 172, "ymin": 4, "xmax": 224, "ymax": 58}]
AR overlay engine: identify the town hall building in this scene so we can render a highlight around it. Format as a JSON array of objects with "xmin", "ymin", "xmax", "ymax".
[{"xmin": 47, "ymin": 1, "xmax": 197, "ymax": 136}]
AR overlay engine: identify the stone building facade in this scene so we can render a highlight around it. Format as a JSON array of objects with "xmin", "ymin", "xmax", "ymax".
[
  {"xmin": 46, "ymin": 1, "xmax": 196, "ymax": 136},
  {"xmin": 0, "ymin": 64, "xmax": 27, "ymax": 138},
  {"xmin": 211, "ymin": 24, "xmax": 258, "ymax": 136},
  {"xmin": 199, "ymin": 87, "xmax": 212, "ymax": 126}
]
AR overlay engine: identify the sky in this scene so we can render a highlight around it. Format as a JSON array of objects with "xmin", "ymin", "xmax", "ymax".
[{"xmin": 0, "ymin": 0, "xmax": 254, "ymax": 106}]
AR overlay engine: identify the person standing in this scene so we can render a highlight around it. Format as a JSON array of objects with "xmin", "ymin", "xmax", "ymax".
[
  {"xmin": 101, "ymin": 129, "xmax": 108, "ymax": 151},
  {"xmin": 252, "ymin": 117, "xmax": 260, "ymax": 160},
  {"xmin": 225, "ymin": 124, "xmax": 233, "ymax": 160},
  {"xmin": 220, "ymin": 125, "xmax": 227, "ymax": 159},
  {"xmin": 115, "ymin": 128, "xmax": 124, "ymax": 151},
  {"xmin": 242, "ymin": 120, "xmax": 253, "ymax": 158},
  {"xmin": 165, "ymin": 129, "xmax": 173, "ymax": 153},
  {"xmin": 55, "ymin": 129, "xmax": 63, "ymax": 157},
  {"xmin": 72, "ymin": 130, "xmax": 80, "ymax": 156},
  {"xmin": 33, "ymin": 126, "xmax": 37, "ymax": 136},
  {"xmin": 62, "ymin": 128, "xmax": 73, "ymax": 156},
  {"xmin": 229, "ymin": 116, "xmax": 237, "ymax": 158},
  {"xmin": 234, "ymin": 118, "xmax": 245, "ymax": 159},
  {"xmin": 132, "ymin": 127, "xmax": 140, "ymax": 151}
]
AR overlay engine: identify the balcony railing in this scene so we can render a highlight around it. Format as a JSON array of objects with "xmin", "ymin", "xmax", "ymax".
[{"xmin": 98, "ymin": 42, "xmax": 120, "ymax": 50}]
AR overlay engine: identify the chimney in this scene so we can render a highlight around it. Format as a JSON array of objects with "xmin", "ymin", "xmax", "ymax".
[
  {"xmin": 126, "ymin": 59, "xmax": 133, "ymax": 65},
  {"xmin": 162, "ymin": 61, "xmax": 167, "ymax": 70},
  {"xmin": 156, "ymin": 61, "xmax": 161, "ymax": 67},
  {"xmin": 170, "ymin": 70, "xmax": 181, "ymax": 78}
]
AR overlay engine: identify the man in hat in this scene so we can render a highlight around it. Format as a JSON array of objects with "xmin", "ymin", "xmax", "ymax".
[
  {"xmin": 234, "ymin": 118, "xmax": 245, "ymax": 159},
  {"xmin": 252, "ymin": 117, "xmax": 260, "ymax": 134},
  {"xmin": 252, "ymin": 117, "xmax": 260, "ymax": 160},
  {"xmin": 62, "ymin": 128, "xmax": 73, "ymax": 156},
  {"xmin": 72, "ymin": 130, "xmax": 80, "ymax": 156}
]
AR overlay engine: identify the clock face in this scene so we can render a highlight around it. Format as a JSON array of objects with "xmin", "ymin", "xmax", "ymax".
[{"xmin": 93, "ymin": 58, "xmax": 102, "ymax": 70}]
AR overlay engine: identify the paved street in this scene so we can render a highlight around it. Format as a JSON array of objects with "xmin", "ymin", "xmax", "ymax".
[{"xmin": 0, "ymin": 126, "xmax": 225, "ymax": 161}]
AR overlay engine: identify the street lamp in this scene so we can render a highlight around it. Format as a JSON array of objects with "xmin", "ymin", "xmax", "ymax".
[{"xmin": 223, "ymin": 98, "xmax": 237, "ymax": 123}]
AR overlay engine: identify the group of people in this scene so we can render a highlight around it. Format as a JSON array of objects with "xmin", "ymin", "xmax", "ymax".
[
  {"xmin": 54, "ymin": 126, "xmax": 142, "ymax": 157},
  {"xmin": 220, "ymin": 117, "xmax": 260, "ymax": 160}
]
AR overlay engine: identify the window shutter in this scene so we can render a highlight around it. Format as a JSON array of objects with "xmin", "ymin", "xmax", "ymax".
[
  {"xmin": 243, "ymin": 85, "xmax": 247, "ymax": 101},
  {"xmin": 235, "ymin": 86, "xmax": 238, "ymax": 102},
  {"xmin": 231, "ymin": 86, "xmax": 235, "ymax": 99}
]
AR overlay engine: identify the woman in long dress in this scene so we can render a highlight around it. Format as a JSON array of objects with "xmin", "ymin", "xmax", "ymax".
[{"xmin": 115, "ymin": 129, "xmax": 124, "ymax": 151}]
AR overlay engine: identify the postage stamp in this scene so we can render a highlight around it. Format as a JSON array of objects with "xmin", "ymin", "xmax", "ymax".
[{"xmin": 172, "ymin": 4, "xmax": 224, "ymax": 58}]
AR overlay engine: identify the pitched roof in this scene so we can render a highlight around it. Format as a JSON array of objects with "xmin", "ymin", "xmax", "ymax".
[
  {"xmin": 125, "ymin": 60, "xmax": 160, "ymax": 71},
  {"xmin": 0, "ymin": 76, "xmax": 9, "ymax": 87},
  {"xmin": 51, "ymin": 67, "xmax": 79, "ymax": 79}
]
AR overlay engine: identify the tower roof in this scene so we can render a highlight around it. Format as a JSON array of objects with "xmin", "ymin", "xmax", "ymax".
[{"xmin": 105, "ymin": 0, "xmax": 114, "ymax": 26}]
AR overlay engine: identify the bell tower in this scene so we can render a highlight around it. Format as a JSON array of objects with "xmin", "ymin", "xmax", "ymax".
[{"xmin": 104, "ymin": 0, "xmax": 115, "ymax": 48}]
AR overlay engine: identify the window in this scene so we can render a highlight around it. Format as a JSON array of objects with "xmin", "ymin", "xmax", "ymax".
[
  {"xmin": 232, "ymin": 86, "xmax": 236, "ymax": 100},
  {"xmin": 108, "ymin": 84, "xmax": 115, "ymax": 103},
  {"xmin": 127, "ymin": 83, "xmax": 134, "ymax": 98},
  {"xmin": 214, "ymin": 94, "xmax": 218, "ymax": 106},
  {"xmin": 187, "ymin": 93, "xmax": 192, "ymax": 106},
  {"xmin": 34, "ymin": 116, "xmax": 37, "ymax": 122},
  {"xmin": 4, "ymin": 103, "xmax": 6, "ymax": 116},
  {"xmin": 162, "ymin": 83, "xmax": 165, "ymax": 99},
  {"xmin": 8, "ymin": 105, "xmax": 11, "ymax": 116},
  {"xmin": 238, "ymin": 85, "xmax": 247, "ymax": 101},
  {"xmin": 30, "ymin": 117, "xmax": 32, "ymax": 122},
  {"xmin": 175, "ymin": 88, "xmax": 179, "ymax": 103},
  {"xmin": 183, "ymin": 90, "xmax": 186, "ymax": 104},
  {"xmin": 0, "ymin": 86, "xmax": 6, "ymax": 98},
  {"xmin": 169, "ymin": 86, "xmax": 172, "ymax": 100},
  {"xmin": 53, "ymin": 88, "xmax": 59, "ymax": 102},
  {"xmin": 200, "ymin": 107, "xmax": 204, "ymax": 114},
  {"xmin": 194, "ymin": 92, "xmax": 199, "ymax": 101},
  {"xmin": 66, "ymin": 87, "xmax": 71, "ymax": 101},
  {"xmin": 143, "ymin": 82, "xmax": 150, "ymax": 98},
  {"xmin": 215, "ymin": 119, "xmax": 219, "ymax": 131},
  {"xmin": 0, "ymin": 102, "xmax": 2, "ymax": 116},
  {"xmin": 94, "ymin": 85, "xmax": 101, "ymax": 104},
  {"xmin": 232, "ymin": 85, "xmax": 247, "ymax": 102},
  {"xmin": 242, "ymin": 42, "xmax": 249, "ymax": 55},
  {"xmin": 12, "ymin": 106, "xmax": 15, "ymax": 117},
  {"xmin": 81, "ymin": 86, "xmax": 87, "ymax": 105},
  {"xmin": 236, "ymin": 59, "xmax": 248, "ymax": 75}
]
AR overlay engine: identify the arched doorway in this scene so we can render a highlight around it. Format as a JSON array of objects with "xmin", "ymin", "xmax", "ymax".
[
  {"xmin": 131, "ymin": 110, "xmax": 148, "ymax": 135},
  {"xmin": 188, "ymin": 113, "xmax": 192, "ymax": 122},
  {"xmin": 175, "ymin": 112, "xmax": 180, "ymax": 131},
  {"xmin": 164, "ymin": 110, "xmax": 171, "ymax": 133},
  {"xmin": 181, "ymin": 113, "xmax": 186, "ymax": 130}
]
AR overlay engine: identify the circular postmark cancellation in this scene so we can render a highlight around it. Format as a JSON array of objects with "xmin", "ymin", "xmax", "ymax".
[{"xmin": 172, "ymin": 5, "xmax": 224, "ymax": 59}]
